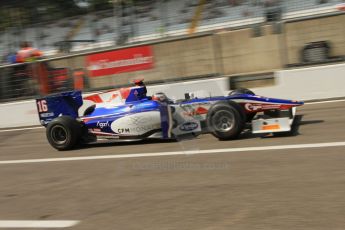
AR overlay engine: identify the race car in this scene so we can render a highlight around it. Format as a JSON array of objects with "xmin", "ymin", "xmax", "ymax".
[{"xmin": 36, "ymin": 84, "xmax": 303, "ymax": 150}]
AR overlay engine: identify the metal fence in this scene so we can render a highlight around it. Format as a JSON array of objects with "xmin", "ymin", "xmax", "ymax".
[{"xmin": 0, "ymin": 59, "xmax": 92, "ymax": 102}]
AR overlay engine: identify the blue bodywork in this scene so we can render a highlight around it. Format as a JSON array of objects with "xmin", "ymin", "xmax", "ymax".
[
  {"xmin": 83, "ymin": 99, "xmax": 169, "ymax": 138},
  {"xmin": 36, "ymin": 91, "xmax": 83, "ymax": 125}
]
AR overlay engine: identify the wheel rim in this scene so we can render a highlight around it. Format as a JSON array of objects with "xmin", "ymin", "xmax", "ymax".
[
  {"xmin": 51, "ymin": 125, "xmax": 68, "ymax": 145},
  {"xmin": 211, "ymin": 110, "xmax": 235, "ymax": 132}
]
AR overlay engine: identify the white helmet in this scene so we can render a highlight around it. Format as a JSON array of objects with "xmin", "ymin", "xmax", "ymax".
[{"xmin": 152, "ymin": 92, "xmax": 168, "ymax": 102}]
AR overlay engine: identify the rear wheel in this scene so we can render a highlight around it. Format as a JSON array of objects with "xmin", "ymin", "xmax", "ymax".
[
  {"xmin": 46, "ymin": 116, "xmax": 82, "ymax": 150},
  {"xmin": 207, "ymin": 102, "xmax": 245, "ymax": 140}
]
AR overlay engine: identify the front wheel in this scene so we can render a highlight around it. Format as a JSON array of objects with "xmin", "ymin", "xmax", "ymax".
[
  {"xmin": 207, "ymin": 102, "xmax": 245, "ymax": 140},
  {"xmin": 46, "ymin": 116, "xmax": 82, "ymax": 150},
  {"xmin": 229, "ymin": 88, "xmax": 255, "ymax": 96}
]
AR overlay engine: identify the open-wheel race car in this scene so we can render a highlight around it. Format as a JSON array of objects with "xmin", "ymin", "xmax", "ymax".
[{"xmin": 36, "ymin": 83, "xmax": 304, "ymax": 150}]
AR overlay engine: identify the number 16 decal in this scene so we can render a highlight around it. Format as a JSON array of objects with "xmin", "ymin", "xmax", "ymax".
[{"xmin": 37, "ymin": 100, "xmax": 48, "ymax": 112}]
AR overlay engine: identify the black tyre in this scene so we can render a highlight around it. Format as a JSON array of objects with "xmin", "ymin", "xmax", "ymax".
[
  {"xmin": 229, "ymin": 88, "xmax": 256, "ymax": 122},
  {"xmin": 46, "ymin": 116, "xmax": 82, "ymax": 150},
  {"xmin": 229, "ymin": 88, "xmax": 255, "ymax": 96},
  {"xmin": 246, "ymin": 113, "xmax": 257, "ymax": 123},
  {"xmin": 207, "ymin": 102, "xmax": 245, "ymax": 140}
]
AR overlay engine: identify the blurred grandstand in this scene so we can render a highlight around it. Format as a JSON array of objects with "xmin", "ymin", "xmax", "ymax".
[{"xmin": 0, "ymin": 0, "xmax": 343, "ymax": 62}]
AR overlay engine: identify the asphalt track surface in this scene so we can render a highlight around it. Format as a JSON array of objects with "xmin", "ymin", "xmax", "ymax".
[{"xmin": 0, "ymin": 101, "xmax": 345, "ymax": 229}]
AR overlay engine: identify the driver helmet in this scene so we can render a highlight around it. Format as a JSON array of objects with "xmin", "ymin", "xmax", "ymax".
[{"xmin": 152, "ymin": 92, "xmax": 168, "ymax": 102}]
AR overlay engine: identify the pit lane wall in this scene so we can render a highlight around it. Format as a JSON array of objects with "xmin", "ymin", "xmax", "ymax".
[
  {"xmin": 0, "ymin": 100, "xmax": 39, "ymax": 128},
  {"xmin": 253, "ymin": 63, "xmax": 345, "ymax": 100},
  {"xmin": 1, "ymin": 62, "xmax": 345, "ymax": 129}
]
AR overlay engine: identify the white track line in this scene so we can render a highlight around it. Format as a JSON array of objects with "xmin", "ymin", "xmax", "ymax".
[
  {"xmin": 0, "ymin": 142, "xmax": 345, "ymax": 165},
  {"xmin": 305, "ymin": 99, "xmax": 345, "ymax": 105},
  {"xmin": 0, "ymin": 126, "xmax": 43, "ymax": 133},
  {"xmin": 0, "ymin": 220, "xmax": 79, "ymax": 228}
]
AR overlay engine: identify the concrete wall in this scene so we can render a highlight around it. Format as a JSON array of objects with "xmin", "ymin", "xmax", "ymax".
[
  {"xmin": 48, "ymin": 36, "xmax": 218, "ymax": 89},
  {"xmin": 285, "ymin": 14, "xmax": 345, "ymax": 64},
  {"xmin": 218, "ymin": 25, "xmax": 283, "ymax": 75},
  {"xmin": 0, "ymin": 100, "xmax": 39, "ymax": 128},
  {"xmin": 253, "ymin": 63, "xmax": 345, "ymax": 100},
  {"xmin": 46, "ymin": 25, "xmax": 285, "ymax": 88},
  {"xmin": 147, "ymin": 77, "xmax": 229, "ymax": 100}
]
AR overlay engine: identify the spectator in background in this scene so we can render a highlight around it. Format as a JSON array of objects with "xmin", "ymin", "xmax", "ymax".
[
  {"xmin": 11, "ymin": 41, "xmax": 42, "ymax": 97},
  {"xmin": 7, "ymin": 52, "xmax": 17, "ymax": 64},
  {"xmin": 1, "ymin": 51, "xmax": 17, "ymax": 65},
  {"xmin": 16, "ymin": 41, "xmax": 42, "ymax": 63}
]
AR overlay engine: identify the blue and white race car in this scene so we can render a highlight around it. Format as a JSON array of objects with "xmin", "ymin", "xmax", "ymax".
[{"xmin": 36, "ymin": 83, "xmax": 303, "ymax": 150}]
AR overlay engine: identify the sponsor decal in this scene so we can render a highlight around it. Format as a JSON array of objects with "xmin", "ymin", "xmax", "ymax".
[
  {"xmin": 110, "ymin": 111, "xmax": 161, "ymax": 135},
  {"xmin": 180, "ymin": 103, "xmax": 210, "ymax": 117},
  {"xmin": 244, "ymin": 103, "xmax": 281, "ymax": 112},
  {"xmin": 127, "ymin": 115, "xmax": 156, "ymax": 126},
  {"xmin": 116, "ymin": 125, "xmax": 159, "ymax": 134},
  {"xmin": 40, "ymin": 118, "xmax": 53, "ymax": 125},
  {"xmin": 97, "ymin": 121, "xmax": 110, "ymax": 128},
  {"xmin": 40, "ymin": 112, "xmax": 54, "ymax": 118},
  {"xmin": 244, "ymin": 103, "xmax": 262, "ymax": 111},
  {"xmin": 117, "ymin": 128, "xmax": 130, "ymax": 134},
  {"xmin": 181, "ymin": 105, "xmax": 196, "ymax": 117},
  {"xmin": 261, "ymin": 124, "xmax": 280, "ymax": 130},
  {"xmin": 179, "ymin": 122, "xmax": 199, "ymax": 131},
  {"xmin": 37, "ymin": 99, "xmax": 48, "ymax": 113},
  {"xmin": 90, "ymin": 128, "xmax": 101, "ymax": 132},
  {"xmin": 195, "ymin": 106, "xmax": 208, "ymax": 115},
  {"xmin": 86, "ymin": 46, "xmax": 154, "ymax": 77}
]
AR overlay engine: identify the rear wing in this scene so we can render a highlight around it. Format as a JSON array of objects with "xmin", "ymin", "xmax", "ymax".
[{"xmin": 36, "ymin": 91, "xmax": 83, "ymax": 126}]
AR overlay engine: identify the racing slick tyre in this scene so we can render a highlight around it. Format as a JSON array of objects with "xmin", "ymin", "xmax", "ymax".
[
  {"xmin": 246, "ymin": 113, "xmax": 257, "ymax": 123},
  {"xmin": 46, "ymin": 116, "xmax": 82, "ymax": 151},
  {"xmin": 229, "ymin": 88, "xmax": 255, "ymax": 96},
  {"xmin": 229, "ymin": 88, "xmax": 256, "ymax": 122},
  {"xmin": 207, "ymin": 102, "xmax": 245, "ymax": 140}
]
